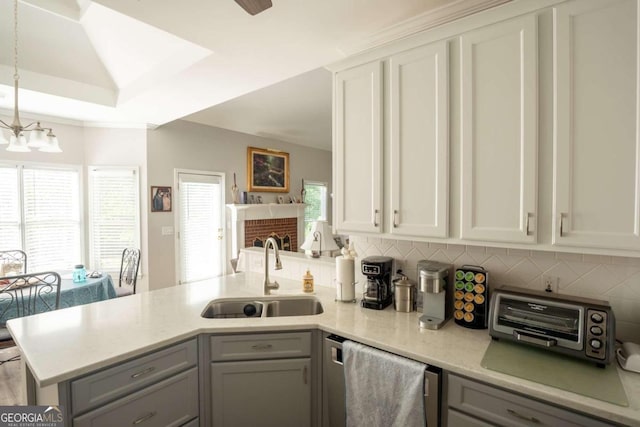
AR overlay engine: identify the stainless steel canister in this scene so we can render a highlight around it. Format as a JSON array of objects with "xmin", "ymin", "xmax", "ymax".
[{"xmin": 393, "ymin": 275, "xmax": 415, "ymax": 312}]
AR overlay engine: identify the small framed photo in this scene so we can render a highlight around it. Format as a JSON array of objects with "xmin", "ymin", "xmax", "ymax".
[
  {"xmin": 151, "ymin": 186, "xmax": 172, "ymax": 212},
  {"xmin": 247, "ymin": 146, "xmax": 290, "ymax": 193}
]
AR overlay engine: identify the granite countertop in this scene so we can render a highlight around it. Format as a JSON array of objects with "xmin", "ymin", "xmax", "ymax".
[{"xmin": 7, "ymin": 273, "xmax": 640, "ymax": 426}]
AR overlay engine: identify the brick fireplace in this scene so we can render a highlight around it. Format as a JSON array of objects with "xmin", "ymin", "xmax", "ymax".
[
  {"xmin": 227, "ymin": 204, "xmax": 306, "ymax": 259},
  {"xmin": 244, "ymin": 218, "xmax": 297, "ymax": 251}
]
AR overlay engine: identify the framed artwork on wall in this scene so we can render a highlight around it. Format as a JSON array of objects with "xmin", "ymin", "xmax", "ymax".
[
  {"xmin": 247, "ymin": 146, "xmax": 290, "ymax": 192},
  {"xmin": 151, "ymin": 186, "xmax": 172, "ymax": 212}
]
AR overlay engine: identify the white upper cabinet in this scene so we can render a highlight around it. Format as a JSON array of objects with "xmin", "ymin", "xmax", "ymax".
[
  {"xmin": 459, "ymin": 15, "xmax": 538, "ymax": 244},
  {"xmin": 389, "ymin": 42, "xmax": 449, "ymax": 238},
  {"xmin": 334, "ymin": 61, "xmax": 383, "ymax": 233},
  {"xmin": 553, "ymin": 0, "xmax": 640, "ymax": 251}
]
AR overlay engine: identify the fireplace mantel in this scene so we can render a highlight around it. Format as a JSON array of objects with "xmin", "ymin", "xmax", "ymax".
[{"xmin": 227, "ymin": 204, "xmax": 306, "ymax": 257}]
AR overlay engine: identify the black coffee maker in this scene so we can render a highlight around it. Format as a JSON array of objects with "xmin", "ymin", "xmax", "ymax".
[{"xmin": 361, "ymin": 256, "xmax": 394, "ymax": 310}]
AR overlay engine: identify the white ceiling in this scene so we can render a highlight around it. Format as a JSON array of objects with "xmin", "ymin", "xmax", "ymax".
[{"xmin": 0, "ymin": 0, "xmax": 506, "ymax": 151}]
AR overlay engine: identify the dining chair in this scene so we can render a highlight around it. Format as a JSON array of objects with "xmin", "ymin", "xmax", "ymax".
[
  {"xmin": 0, "ymin": 250, "xmax": 27, "ymax": 276},
  {"xmin": 0, "ymin": 271, "xmax": 62, "ymax": 365},
  {"xmin": 116, "ymin": 248, "xmax": 141, "ymax": 297}
]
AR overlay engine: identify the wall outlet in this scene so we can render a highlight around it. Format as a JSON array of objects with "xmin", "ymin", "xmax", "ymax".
[{"xmin": 542, "ymin": 275, "xmax": 559, "ymax": 293}]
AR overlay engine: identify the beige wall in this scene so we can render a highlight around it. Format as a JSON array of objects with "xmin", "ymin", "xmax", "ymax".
[
  {"xmin": 83, "ymin": 126, "xmax": 149, "ymax": 292},
  {"xmin": 146, "ymin": 119, "xmax": 332, "ymax": 290}
]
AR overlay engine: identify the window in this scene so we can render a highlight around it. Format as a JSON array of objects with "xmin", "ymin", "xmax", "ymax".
[
  {"xmin": 0, "ymin": 163, "xmax": 82, "ymax": 271},
  {"xmin": 303, "ymin": 181, "xmax": 328, "ymax": 238},
  {"xmin": 88, "ymin": 167, "xmax": 140, "ymax": 272}
]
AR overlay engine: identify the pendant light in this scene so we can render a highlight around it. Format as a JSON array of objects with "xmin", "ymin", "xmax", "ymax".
[{"xmin": 0, "ymin": 0, "xmax": 62, "ymax": 153}]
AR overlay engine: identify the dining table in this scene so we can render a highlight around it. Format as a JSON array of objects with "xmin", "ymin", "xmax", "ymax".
[
  {"xmin": 1, "ymin": 273, "xmax": 117, "ymax": 324},
  {"xmin": 57, "ymin": 273, "xmax": 117, "ymax": 310}
]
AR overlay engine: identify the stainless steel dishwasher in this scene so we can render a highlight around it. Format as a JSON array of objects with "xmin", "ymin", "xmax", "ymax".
[{"xmin": 323, "ymin": 334, "xmax": 441, "ymax": 427}]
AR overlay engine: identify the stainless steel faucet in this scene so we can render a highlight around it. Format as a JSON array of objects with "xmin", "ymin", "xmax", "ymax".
[{"xmin": 263, "ymin": 237, "xmax": 282, "ymax": 295}]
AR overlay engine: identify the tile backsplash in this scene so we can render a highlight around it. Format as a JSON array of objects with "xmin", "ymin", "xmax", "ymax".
[
  {"xmin": 240, "ymin": 238, "xmax": 640, "ymax": 343},
  {"xmin": 350, "ymin": 236, "xmax": 640, "ymax": 343}
]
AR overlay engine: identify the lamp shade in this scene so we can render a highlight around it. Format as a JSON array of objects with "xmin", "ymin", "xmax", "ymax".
[
  {"xmin": 300, "ymin": 220, "xmax": 338, "ymax": 256},
  {"xmin": 7, "ymin": 133, "xmax": 30, "ymax": 152},
  {"xmin": 0, "ymin": 131, "xmax": 8, "ymax": 145},
  {"xmin": 39, "ymin": 133, "xmax": 62, "ymax": 153},
  {"xmin": 27, "ymin": 128, "xmax": 48, "ymax": 148}
]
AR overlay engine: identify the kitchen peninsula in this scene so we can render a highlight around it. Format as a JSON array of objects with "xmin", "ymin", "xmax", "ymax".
[{"xmin": 7, "ymin": 273, "xmax": 640, "ymax": 426}]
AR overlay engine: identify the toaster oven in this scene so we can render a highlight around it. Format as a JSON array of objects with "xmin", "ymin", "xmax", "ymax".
[{"xmin": 489, "ymin": 287, "xmax": 616, "ymax": 366}]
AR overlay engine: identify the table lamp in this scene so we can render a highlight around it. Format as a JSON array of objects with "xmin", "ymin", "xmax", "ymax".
[{"xmin": 300, "ymin": 220, "xmax": 339, "ymax": 258}]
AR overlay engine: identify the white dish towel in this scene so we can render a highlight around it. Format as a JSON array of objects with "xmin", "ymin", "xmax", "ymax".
[{"xmin": 343, "ymin": 340, "xmax": 426, "ymax": 427}]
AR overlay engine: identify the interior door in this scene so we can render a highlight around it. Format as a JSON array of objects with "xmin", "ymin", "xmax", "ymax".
[{"xmin": 175, "ymin": 171, "xmax": 225, "ymax": 284}]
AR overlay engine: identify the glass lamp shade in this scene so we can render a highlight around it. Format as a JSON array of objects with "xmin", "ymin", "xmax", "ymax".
[
  {"xmin": 0, "ymin": 131, "xmax": 8, "ymax": 145},
  {"xmin": 39, "ymin": 134, "xmax": 62, "ymax": 153},
  {"xmin": 27, "ymin": 128, "xmax": 48, "ymax": 148},
  {"xmin": 6, "ymin": 133, "xmax": 30, "ymax": 152}
]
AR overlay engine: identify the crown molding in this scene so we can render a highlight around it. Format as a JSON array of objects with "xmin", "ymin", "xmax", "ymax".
[{"xmin": 337, "ymin": 0, "xmax": 512, "ymax": 58}]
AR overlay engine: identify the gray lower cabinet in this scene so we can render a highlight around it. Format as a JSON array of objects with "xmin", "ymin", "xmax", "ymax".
[
  {"xmin": 447, "ymin": 374, "xmax": 613, "ymax": 427},
  {"xmin": 209, "ymin": 332, "xmax": 313, "ymax": 427},
  {"xmin": 210, "ymin": 358, "xmax": 311, "ymax": 427},
  {"xmin": 62, "ymin": 338, "xmax": 199, "ymax": 427}
]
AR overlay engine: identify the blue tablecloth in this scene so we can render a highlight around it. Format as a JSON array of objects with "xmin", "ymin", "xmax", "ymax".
[
  {"xmin": 57, "ymin": 274, "xmax": 117, "ymax": 310},
  {"xmin": 1, "ymin": 274, "xmax": 116, "ymax": 324}
]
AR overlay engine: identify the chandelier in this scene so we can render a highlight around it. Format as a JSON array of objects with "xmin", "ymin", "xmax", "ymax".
[{"xmin": 0, "ymin": 0, "xmax": 61, "ymax": 153}]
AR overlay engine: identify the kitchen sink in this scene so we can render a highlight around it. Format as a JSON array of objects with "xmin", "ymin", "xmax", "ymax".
[
  {"xmin": 265, "ymin": 298, "xmax": 324, "ymax": 317},
  {"xmin": 201, "ymin": 299, "xmax": 265, "ymax": 319},
  {"xmin": 201, "ymin": 296, "xmax": 323, "ymax": 319}
]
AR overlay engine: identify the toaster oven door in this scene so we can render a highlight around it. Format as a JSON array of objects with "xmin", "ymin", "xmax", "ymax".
[{"xmin": 493, "ymin": 294, "xmax": 584, "ymax": 351}]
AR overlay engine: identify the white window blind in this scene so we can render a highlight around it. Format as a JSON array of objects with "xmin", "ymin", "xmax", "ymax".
[
  {"xmin": 0, "ymin": 166, "xmax": 21, "ymax": 250},
  {"xmin": 178, "ymin": 173, "xmax": 223, "ymax": 283},
  {"xmin": 89, "ymin": 167, "xmax": 140, "ymax": 272},
  {"xmin": 22, "ymin": 166, "xmax": 81, "ymax": 271}
]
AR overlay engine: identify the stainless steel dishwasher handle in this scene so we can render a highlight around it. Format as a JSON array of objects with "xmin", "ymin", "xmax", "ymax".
[{"xmin": 331, "ymin": 346, "xmax": 343, "ymax": 366}]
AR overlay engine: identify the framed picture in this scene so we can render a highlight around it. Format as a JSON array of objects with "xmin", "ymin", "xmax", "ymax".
[
  {"xmin": 151, "ymin": 186, "xmax": 172, "ymax": 212},
  {"xmin": 247, "ymin": 147, "xmax": 289, "ymax": 192}
]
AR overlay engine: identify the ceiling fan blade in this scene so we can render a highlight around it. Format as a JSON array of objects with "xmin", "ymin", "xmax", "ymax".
[{"xmin": 234, "ymin": 0, "xmax": 273, "ymax": 15}]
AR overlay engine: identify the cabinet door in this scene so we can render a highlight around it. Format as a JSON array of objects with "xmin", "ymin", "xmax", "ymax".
[
  {"xmin": 460, "ymin": 15, "xmax": 538, "ymax": 243},
  {"xmin": 334, "ymin": 61, "xmax": 383, "ymax": 233},
  {"xmin": 389, "ymin": 42, "xmax": 449, "ymax": 237},
  {"xmin": 210, "ymin": 358, "xmax": 311, "ymax": 427},
  {"xmin": 553, "ymin": 0, "xmax": 640, "ymax": 250}
]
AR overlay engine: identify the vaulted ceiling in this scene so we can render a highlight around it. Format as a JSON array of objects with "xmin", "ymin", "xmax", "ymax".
[{"xmin": 0, "ymin": 0, "xmax": 506, "ymax": 150}]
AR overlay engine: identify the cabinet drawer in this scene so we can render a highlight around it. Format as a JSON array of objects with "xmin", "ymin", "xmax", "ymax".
[
  {"xmin": 210, "ymin": 332, "xmax": 311, "ymax": 361},
  {"xmin": 448, "ymin": 374, "xmax": 611, "ymax": 427},
  {"xmin": 71, "ymin": 339, "xmax": 197, "ymax": 414},
  {"xmin": 73, "ymin": 367, "xmax": 199, "ymax": 427}
]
